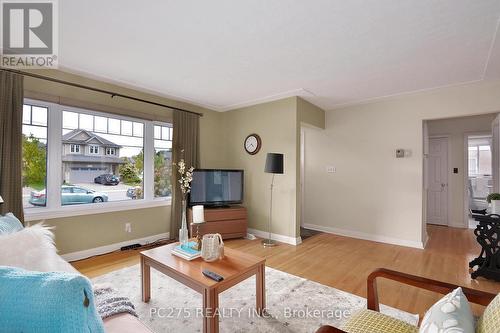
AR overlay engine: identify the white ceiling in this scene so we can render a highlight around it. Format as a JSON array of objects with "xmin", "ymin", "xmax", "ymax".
[{"xmin": 59, "ymin": 0, "xmax": 500, "ymax": 111}]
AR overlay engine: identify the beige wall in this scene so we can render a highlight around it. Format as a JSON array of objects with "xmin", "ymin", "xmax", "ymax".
[
  {"xmin": 297, "ymin": 98, "xmax": 326, "ymax": 130},
  {"xmin": 303, "ymin": 79, "xmax": 500, "ymax": 247},
  {"xmin": 220, "ymin": 97, "xmax": 325, "ymax": 240},
  {"xmin": 39, "ymin": 206, "xmax": 170, "ymax": 254},
  {"xmin": 24, "ymin": 70, "xmax": 220, "ymax": 254},
  {"xmin": 199, "ymin": 110, "xmax": 228, "ymax": 168},
  {"xmin": 224, "ymin": 98, "xmax": 299, "ymax": 238},
  {"xmin": 427, "ymin": 114, "xmax": 497, "ymax": 227}
]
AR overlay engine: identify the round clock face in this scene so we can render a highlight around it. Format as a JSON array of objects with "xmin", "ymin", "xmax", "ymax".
[{"xmin": 244, "ymin": 134, "xmax": 261, "ymax": 155}]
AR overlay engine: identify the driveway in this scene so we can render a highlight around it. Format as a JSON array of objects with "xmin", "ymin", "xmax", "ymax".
[{"xmin": 74, "ymin": 182, "xmax": 132, "ymax": 202}]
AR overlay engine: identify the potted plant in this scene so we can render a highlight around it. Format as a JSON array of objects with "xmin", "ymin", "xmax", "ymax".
[{"xmin": 487, "ymin": 193, "xmax": 500, "ymax": 214}]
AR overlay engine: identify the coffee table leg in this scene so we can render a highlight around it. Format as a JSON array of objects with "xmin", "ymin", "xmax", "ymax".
[
  {"xmin": 203, "ymin": 288, "xmax": 219, "ymax": 333},
  {"xmin": 141, "ymin": 256, "xmax": 151, "ymax": 303},
  {"xmin": 256, "ymin": 264, "xmax": 266, "ymax": 315}
]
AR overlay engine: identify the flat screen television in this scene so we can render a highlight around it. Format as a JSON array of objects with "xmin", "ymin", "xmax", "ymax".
[{"xmin": 189, "ymin": 169, "xmax": 244, "ymax": 207}]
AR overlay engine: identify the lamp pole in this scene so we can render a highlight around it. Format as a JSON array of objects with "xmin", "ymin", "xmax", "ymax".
[
  {"xmin": 262, "ymin": 174, "xmax": 276, "ymax": 247},
  {"xmin": 262, "ymin": 152, "xmax": 283, "ymax": 247}
]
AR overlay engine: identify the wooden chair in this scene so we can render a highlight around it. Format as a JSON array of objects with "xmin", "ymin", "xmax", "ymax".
[{"xmin": 315, "ymin": 268, "xmax": 497, "ymax": 333}]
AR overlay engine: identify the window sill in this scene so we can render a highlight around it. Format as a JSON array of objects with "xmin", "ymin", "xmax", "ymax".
[{"xmin": 24, "ymin": 198, "xmax": 171, "ymax": 222}]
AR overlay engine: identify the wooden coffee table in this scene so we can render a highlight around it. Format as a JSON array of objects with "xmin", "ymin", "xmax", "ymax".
[{"xmin": 140, "ymin": 243, "xmax": 266, "ymax": 333}]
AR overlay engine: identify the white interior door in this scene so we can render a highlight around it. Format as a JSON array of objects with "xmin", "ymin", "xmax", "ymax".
[{"xmin": 426, "ymin": 137, "xmax": 449, "ymax": 226}]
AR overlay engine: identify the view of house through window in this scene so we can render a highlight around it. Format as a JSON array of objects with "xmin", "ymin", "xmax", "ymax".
[
  {"xmin": 22, "ymin": 100, "xmax": 173, "ymax": 211},
  {"xmin": 60, "ymin": 110, "xmax": 145, "ymax": 205},
  {"xmin": 22, "ymin": 104, "xmax": 48, "ymax": 208}
]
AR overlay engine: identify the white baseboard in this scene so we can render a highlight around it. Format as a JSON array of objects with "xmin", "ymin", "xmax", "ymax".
[
  {"xmin": 247, "ymin": 228, "xmax": 302, "ymax": 246},
  {"xmin": 302, "ymin": 223, "xmax": 424, "ymax": 249},
  {"xmin": 61, "ymin": 232, "xmax": 170, "ymax": 262}
]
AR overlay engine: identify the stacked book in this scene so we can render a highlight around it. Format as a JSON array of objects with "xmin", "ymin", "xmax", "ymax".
[{"xmin": 171, "ymin": 241, "xmax": 201, "ymax": 260}]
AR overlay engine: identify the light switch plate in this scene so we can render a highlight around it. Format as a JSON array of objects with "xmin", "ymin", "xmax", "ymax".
[{"xmin": 326, "ymin": 166, "xmax": 336, "ymax": 173}]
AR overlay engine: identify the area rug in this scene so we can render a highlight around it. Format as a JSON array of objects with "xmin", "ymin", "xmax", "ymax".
[{"xmin": 92, "ymin": 265, "xmax": 419, "ymax": 332}]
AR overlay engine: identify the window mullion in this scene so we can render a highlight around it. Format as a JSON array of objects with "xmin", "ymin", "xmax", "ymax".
[
  {"xmin": 46, "ymin": 104, "xmax": 62, "ymax": 209},
  {"xmin": 144, "ymin": 121, "xmax": 154, "ymax": 201}
]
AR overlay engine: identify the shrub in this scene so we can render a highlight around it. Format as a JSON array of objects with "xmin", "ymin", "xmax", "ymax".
[
  {"xmin": 487, "ymin": 193, "xmax": 500, "ymax": 203},
  {"xmin": 119, "ymin": 163, "xmax": 141, "ymax": 184}
]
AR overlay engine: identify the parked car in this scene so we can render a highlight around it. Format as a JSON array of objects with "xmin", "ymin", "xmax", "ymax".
[
  {"xmin": 94, "ymin": 174, "xmax": 120, "ymax": 185},
  {"xmin": 126, "ymin": 186, "xmax": 143, "ymax": 200},
  {"xmin": 29, "ymin": 185, "xmax": 109, "ymax": 206}
]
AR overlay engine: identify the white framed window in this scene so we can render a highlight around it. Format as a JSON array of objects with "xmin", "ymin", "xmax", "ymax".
[
  {"xmin": 23, "ymin": 98, "xmax": 173, "ymax": 221},
  {"xmin": 468, "ymin": 142, "xmax": 492, "ymax": 177},
  {"xmin": 22, "ymin": 103, "xmax": 48, "ymax": 209},
  {"xmin": 106, "ymin": 147, "xmax": 116, "ymax": 155},
  {"xmin": 154, "ymin": 123, "xmax": 173, "ymax": 198},
  {"xmin": 70, "ymin": 144, "xmax": 80, "ymax": 153},
  {"xmin": 89, "ymin": 145, "xmax": 100, "ymax": 155}
]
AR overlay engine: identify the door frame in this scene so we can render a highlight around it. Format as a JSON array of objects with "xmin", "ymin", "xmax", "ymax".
[
  {"xmin": 300, "ymin": 126, "xmax": 305, "ymax": 227},
  {"xmin": 426, "ymin": 135, "xmax": 451, "ymax": 226},
  {"xmin": 463, "ymin": 132, "xmax": 492, "ymax": 229}
]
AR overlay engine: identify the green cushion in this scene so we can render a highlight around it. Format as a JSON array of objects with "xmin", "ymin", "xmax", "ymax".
[
  {"xmin": 341, "ymin": 309, "xmax": 418, "ymax": 333},
  {"xmin": 477, "ymin": 293, "xmax": 500, "ymax": 333}
]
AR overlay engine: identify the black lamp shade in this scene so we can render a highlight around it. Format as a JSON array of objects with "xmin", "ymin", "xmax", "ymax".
[{"xmin": 265, "ymin": 153, "xmax": 284, "ymax": 174}]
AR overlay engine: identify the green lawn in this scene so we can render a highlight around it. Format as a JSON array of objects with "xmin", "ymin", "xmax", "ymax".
[{"xmin": 25, "ymin": 181, "xmax": 45, "ymax": 191}]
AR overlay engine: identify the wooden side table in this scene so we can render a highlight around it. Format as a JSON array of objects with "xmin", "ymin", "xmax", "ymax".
[
  {"xmin": 188, "ymin": 205, "xmax": 247, "ymax": 239},
  {"xmin": 140, "ymin": 243, "xmax": 266, "ymax": 333}
]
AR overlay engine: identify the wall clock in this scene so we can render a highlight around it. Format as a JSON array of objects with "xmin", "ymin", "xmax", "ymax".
[{"xmin": 244, "ymin": 134, "xmax": 262, "ymax": 155}]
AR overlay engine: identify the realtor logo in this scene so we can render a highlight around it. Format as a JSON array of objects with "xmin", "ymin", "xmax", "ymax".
[{"xmin": 1, "ymin": 0, "xmax": 58, "ymax": 68}]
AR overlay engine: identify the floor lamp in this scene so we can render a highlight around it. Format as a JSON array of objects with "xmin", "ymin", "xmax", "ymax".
[{"xmin": 262, "ymin": 153, "xmax": 284, "ymax": 247}]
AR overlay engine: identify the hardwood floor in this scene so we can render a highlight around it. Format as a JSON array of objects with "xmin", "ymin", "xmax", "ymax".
[{"xmin": 72, "ymin": 225, "xmax": 500, "ymax": 317}]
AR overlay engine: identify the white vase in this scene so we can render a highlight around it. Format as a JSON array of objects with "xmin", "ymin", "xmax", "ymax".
[
  {"xmin": 491, "ymin": 200, "xmax": 500, "ymax": 214},
  {"xmin": 179, "ymin": 199, "xmax": 189, "ymax": 248}
]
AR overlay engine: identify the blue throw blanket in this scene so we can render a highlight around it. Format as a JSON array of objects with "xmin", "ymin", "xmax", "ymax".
[{"xmin": 0, "ymin": 266, "xmax": 105, "ymax": 333}]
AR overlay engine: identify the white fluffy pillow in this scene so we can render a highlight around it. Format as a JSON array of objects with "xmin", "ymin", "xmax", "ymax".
[
  {"xmin": 0, "ymin": 223, "xmax": 78, "ymax": 274},
  {"xmin": 419, "ymin": 287, "xmax": 474, "ymax": 333}
]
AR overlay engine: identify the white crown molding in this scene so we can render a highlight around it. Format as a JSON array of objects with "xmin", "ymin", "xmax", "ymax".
[
  {"xmin": 247, "ymin": 228, "xmax": 302, "ymax": 246},
  {"xmin": 61, "ymin": 232, "xmax": 170, "ymax": 262},
  {"xmin": 302, "ymin": 223, "xmax": 424, "ymax": 249},
  {"xmin": 482, "ymin": 18, "xmax": 500, "ymax": 79},
  {"xmin": 57, "ymin": 66, "xmax": 319, "ymax": 113},
  {"xmin": 57, "ymin": 65, "xmax": 223, "ymax": 111},
  {"xmin": 57, "ymin": 67, "xmax": 494, "ymax": 114},
  {"xmin": 218, "ymin": 88, "xmax": 316, "ymax": 112},
  {"xmin": 327, "ymin": 79, "xmax": 485, "ymax": 111}
]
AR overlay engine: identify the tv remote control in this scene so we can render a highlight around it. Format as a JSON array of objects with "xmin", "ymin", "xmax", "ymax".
[{"xmin": 202, "ymin": 270, "xmax": 224, "ymax": 282}]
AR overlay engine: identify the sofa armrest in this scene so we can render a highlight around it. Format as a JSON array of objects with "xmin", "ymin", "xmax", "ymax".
[
  {"xmin": 315, "ymin": 325, "xmax": 347, "ymax": 333},
  {"xmin": 367, "ymin": 268, "xmax": 497, "ymax": 312}
]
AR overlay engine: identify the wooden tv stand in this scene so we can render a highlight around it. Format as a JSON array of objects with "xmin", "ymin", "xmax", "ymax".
[{"xmin": 188, "ymin": 205, "xmax": 247, "ymax": 239}]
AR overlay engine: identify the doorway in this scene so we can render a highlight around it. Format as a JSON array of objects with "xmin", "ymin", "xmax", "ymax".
[
  {"xmin": 299, "ymin": 126, "xmax": 323, "ymax": 240},
  {"xmin": 426, "ymin": 136, "xmax": 449, "ymax": 226}
]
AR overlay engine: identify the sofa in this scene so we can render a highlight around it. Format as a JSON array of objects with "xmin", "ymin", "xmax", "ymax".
[{"xmin": 0, "ymin": 221, "xmax": 152, "ymax": 333}]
